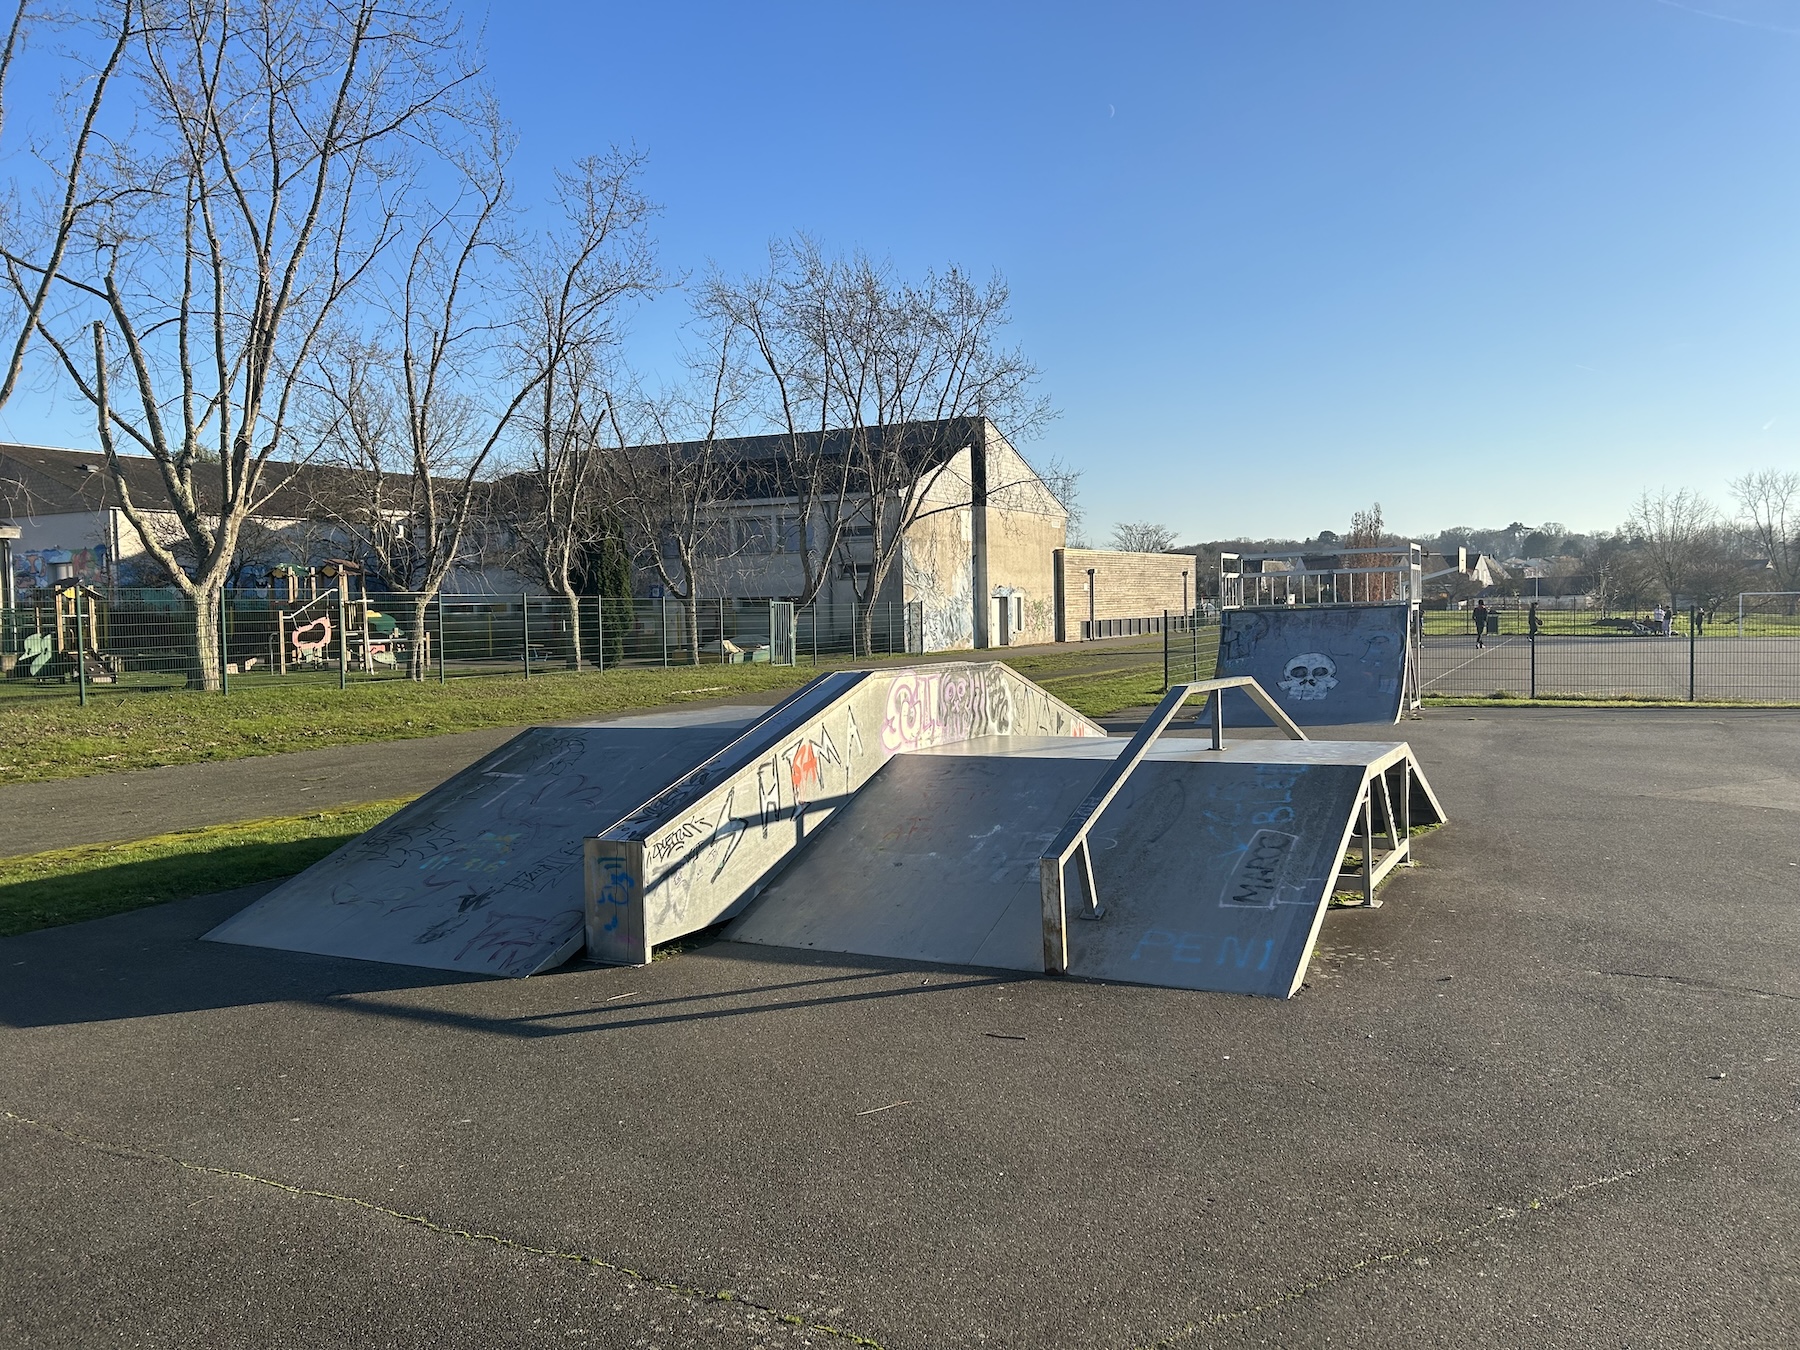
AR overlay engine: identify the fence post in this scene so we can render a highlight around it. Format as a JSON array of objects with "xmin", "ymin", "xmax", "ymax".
[
  {"xmin": 595, "ymin": 595, "xmax": 604, "ymax": 674},
  {"xmin": 521, "ymin": 593, "xmax": 530, "ymax": 679},
  {"xmin": 337, "ymin": 587, "xmax": 348, "ymax": 691},
  {"xmin": 1689, "ymin": 607, "xmax": 1697, "ymax": 702},
  {"xmin": 660, "ymin": 598, "xmax": 668, "ymax": 667},
  {"xmin": 219, "ymin": 595, "xmax": 229, "ymax": 696},
  {"xmin": 74, "ymin": 586, "xmax": 88, "ymax": 707},
  {"xmin": 1162, "ymin": 610, "xmax": 1170, "ymax": 691},
  {"xmin": 1529, "ymin": 630, "xmax": 1536, "ymax": 700},
  {"xmin": 437, "ymin": 594, "xmax": 447, "ymax": 684}
]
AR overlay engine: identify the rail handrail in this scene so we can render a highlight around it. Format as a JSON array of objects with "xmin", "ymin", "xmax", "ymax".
[{"xmin": 1037, "ymin": 676, "xmax": 1308, "ymax": 974}]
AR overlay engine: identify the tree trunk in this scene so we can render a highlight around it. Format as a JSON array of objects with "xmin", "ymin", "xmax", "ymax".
[
  {"xmin": 686, "ymin": 591, "xmax": 700, "ymax": 665},
  {"xmin": 858, "ymin": 598, "xmax": 876, "ymax": 659},
  {"xmin": 562, "ymin": 585, "xmax": 583, "ymax": 669},
  {"xmin": 409, "ymin": 594, "xmax": 432, "ymax": 682},
  {"xmin": 188, "ymin": 587, "xmax": 223, "ymax": 692}
]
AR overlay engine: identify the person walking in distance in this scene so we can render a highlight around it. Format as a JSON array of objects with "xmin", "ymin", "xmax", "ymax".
[
  {"xmin": 1473, "ymin": 599, "xmax": 1489, "ymax": 649},
  {"xmin": 1528, "ymin": 601, "xmax": 1542, "ymax": 638}
]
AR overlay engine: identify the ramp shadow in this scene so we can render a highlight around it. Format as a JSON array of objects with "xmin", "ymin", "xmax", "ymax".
[{"xmin": 0, "ymin": 886, "xmax": 1007, "ymax": 1035}]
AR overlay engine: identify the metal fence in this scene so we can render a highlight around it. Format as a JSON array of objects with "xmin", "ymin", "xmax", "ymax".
[
  {"xmin": 1418, "ymin": 605, "xmax": 1800, "ymax": 702},
  {"xmin": 1162, "ymin": 612, "xmax": 1223, "ymax": 688},
  {"xmin": 0, "ymin": 588, "xmax": 925, "ymax": 702}
]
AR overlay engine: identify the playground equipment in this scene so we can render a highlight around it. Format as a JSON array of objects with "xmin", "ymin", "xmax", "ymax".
[
  {"xmin": 1215, "ymin": 545, "xmax": 1424, "ymax": 725},
  {"xmin": 209, "ymin": 663, "xmax": 1446, "ymax": 998},
  {"xmin": 268, "ymin": 560, "xmax": 418, "ymax": 674},
  {"xmin": 8, "ymin": 580, "xmax": 119, "ymax": 683}
]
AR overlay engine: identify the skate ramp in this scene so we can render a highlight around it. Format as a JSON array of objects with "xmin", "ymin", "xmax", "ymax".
[
  {"xmin": 726, "ymin": 735, "xmax": 1444, "ymax": 998},
  {"xmin": 204, "ymin": 707, "xmax": 758, "ymax": 977},
  {"xmin": 1215, "ymin": 605, "xmax": 1412, "ymax": 726},
  {"xmin": 586, "ymin": 664, "xmax": 1105, "ymax": 965}
]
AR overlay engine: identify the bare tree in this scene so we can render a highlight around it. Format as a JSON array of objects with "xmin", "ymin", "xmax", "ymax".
[
  {"xmin": 0, "ymin": 0, "xmax": 135, "ymax": 414},
  {"xmin": 1108, "ymin": 520, "xmax": 1177, "ymax": 553},
  {"xmin": 611, "ymin": 338, "xmax": 751, "ymax": 665},
  {"xmin": 506, "ymin": 151, "xmax": 659, "ymax": 668},
  {"xmin": 702, "ymin": 240, "xmax": 861, "ymax": 611},
  {"xmin": 17, "ymin": 0, "xmax": 468, "ymax": 688},
  {"xmin": 308, "ymin": 124, "xmax": 545, "ymax": 681},
  {"xmin": 1624, "ymin": 487, "xmax": 1721, "ymax": 610},
  {"xmin": 709, "ymin": 241, "xmax": 1054, "ymax": 652},
  {"xmin": 1732, "ymin": 468, "xmax": 1800, "ymax": 599},
  {"xmin": 1039, "ymin": 455, "xmax": 1085, "ymax": 546},
  {"xmin": 812, "ymin": 254, "xmax": 1049, "ymax": 654}
]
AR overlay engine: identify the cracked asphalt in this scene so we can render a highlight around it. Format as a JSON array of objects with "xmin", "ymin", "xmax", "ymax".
[{"xmin": 2, "ymin": 707, "xmax": 1797, "ymax": 1347}]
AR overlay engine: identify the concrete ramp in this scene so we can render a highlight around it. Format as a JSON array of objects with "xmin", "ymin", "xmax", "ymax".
[
  {"xmin": 1216, "ymin": 605, "xmax": 1413, "ymax": 726},
  {"xmin": 203, "ymin": 708, "xmax": 755, "ymax": 976},
  {"xmin": 585, "ymin": 664, "xmax": 1105, "ymax": 965},
  {"xmin": 727, "ymin": 734, "xmax": 1444, "ymax": 998}
]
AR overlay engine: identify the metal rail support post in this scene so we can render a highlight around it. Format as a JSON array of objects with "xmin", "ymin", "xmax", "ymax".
[
  {"xmin": 595, "ymin": 595, "xmax": 605, "ymax": 673},
  {"xmin": 1162, "ymin": 611, "xmax": 1170, "ymax": 691},
  {"xmin": 437, "ymin": 594, "xmax": 447, "ymax": 684},
  {"xmin": 1529, "ymin": 630, "xmax": 1536, "ymax": 700},
  {"xmin": 521, "ymin": 594, "xmax": 531, "ymax": 678},
  {"xmin": 219, "ymin": 597, "xmax": 229, "ymax": 696},
  {"xmin": 337, "ymin": 585, "xmax": 348, "ymax": 690}
]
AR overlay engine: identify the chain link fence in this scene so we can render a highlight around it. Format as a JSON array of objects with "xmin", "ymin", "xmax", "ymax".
[
  {"xmin": 0, "ymin": 588, "xmax": 925, "ymax": 702},
  {"xmin": 1419, "ymin": 604, "xmax": 1800, "ymax": 702}
]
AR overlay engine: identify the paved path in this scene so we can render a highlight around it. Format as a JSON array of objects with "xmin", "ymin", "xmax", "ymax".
[{"xmin": 2, "ymin": 708, "xmax": 1796, "ymax": 1347}]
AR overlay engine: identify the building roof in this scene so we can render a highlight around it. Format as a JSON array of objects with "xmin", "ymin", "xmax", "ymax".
[
  {"xmin": 632, "ymin": 416, "xmax": 990, "ymax": 502},
  {"xmin": 0, "ymin": 442, "xmax": 434, "ymax": 523}
]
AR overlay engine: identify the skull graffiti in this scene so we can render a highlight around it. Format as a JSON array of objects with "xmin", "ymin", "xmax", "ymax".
[{"xmin": 1278, "ymin": 652, "xmax": 1338, "ymax": 701}]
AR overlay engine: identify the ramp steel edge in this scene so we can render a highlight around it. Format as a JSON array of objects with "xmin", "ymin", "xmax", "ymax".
[{"xmin": 1038, "ymin": 676, "xmax": 1308, "ymax": 975}]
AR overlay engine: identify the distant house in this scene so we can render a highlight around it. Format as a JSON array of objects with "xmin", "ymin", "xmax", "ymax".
[{"xmin": 652, "ymin": 417, "xmax": 1068, "ymax": 651}]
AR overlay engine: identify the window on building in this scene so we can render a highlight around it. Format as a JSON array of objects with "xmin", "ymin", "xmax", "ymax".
[
  {"xmin": 736, "ymin": 516, "xmax": 772, "ymax": 555},
  {"xmin": 777, "ymin": 514, "xmax": 803, "ymax": 553}
]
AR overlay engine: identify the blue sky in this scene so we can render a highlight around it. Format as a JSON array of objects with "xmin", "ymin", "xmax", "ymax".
[{"xmin": 8, "ymin": 0, "xmax": 1800, "ymax": 542}]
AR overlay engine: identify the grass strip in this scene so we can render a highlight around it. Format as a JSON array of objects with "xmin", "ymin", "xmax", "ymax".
[
  {"xmin": 0, "ymin": 644, "xmax": 1178, "ymax": 787},
  {"xmin": 0, "ymin": 797, "xmax": 412, "ymax": 937},
  {"xmin": 0, "ymin": 665, "xmax": 815, "ymax": 786}
]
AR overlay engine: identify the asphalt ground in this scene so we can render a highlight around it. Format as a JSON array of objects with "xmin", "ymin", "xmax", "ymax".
[{"xmin": 3, "ymin": 707, "xmax": 1797, "ymax": 1348}]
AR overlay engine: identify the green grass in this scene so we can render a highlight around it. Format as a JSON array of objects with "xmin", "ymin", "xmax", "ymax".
[
  {"xmin": 0, "ymin": 798, "xmax": 412, "ymax": 937},
  {"xmin": 0, "ymin": 642, "xmax": 1191, "ymax": 786},
  {"xmin": 0, "ymin": 664, "xmax": 818, "ymax": 785}
]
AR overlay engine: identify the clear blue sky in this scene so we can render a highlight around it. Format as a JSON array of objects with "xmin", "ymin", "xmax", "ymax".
[{"xmin": 8, "ymin": 0, "xmax": 1800, "ymax": 542}]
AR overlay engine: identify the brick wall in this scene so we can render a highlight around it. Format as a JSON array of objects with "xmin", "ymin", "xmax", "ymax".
[{"xmin": 1054, "ymin": 548, "xmax": 1196, "ymax": 641}]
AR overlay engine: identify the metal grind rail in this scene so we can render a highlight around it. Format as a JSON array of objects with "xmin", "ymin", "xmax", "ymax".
[{"xmin": 1037, "ymin": 676, "xmax": 1307, "ymax": 974}]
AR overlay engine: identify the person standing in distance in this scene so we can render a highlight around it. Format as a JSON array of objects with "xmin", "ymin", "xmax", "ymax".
[{"xmin": 1473, "ymin": 599, "xmax": 1489, "ymax": 649}]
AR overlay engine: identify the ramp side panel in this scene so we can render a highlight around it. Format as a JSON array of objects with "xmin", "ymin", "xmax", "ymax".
[
  {"xmin": 724, "ymin": 754, "xmax": 1103, "ymax": 972},
  {"xmin": 1216, "ymin": 606, "xmax": 1410, "ymax": 726},
  {"xmin": 204, "ymin": 723, "xmax": 739, "ymax": 977},
  {"xmin": 591, "ymin": 664, "xmax": 1105, "ymax": 965},
  {"xmin": 1069, "ymin": 759, "xmax": 1368, "ymax": 997}
]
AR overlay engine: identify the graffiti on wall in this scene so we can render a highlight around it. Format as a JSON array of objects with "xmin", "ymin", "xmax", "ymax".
[{"xmin": 14, "ymin": 545, "xmax": 110, "ymax": 592}]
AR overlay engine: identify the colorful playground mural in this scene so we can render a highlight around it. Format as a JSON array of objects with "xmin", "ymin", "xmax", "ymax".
[{"xmin": 13, "ymin": 545, "xmax": 110, "ymax": 593}]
